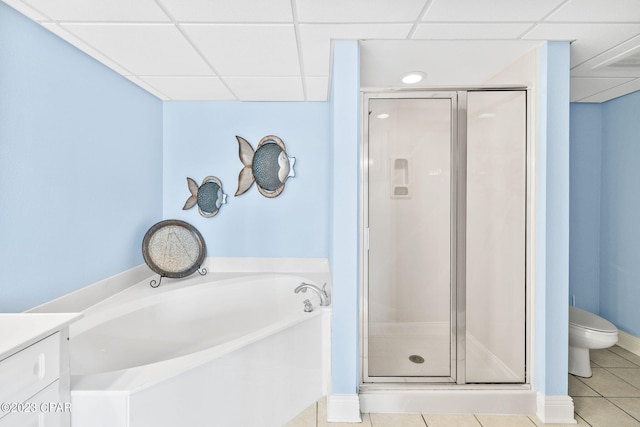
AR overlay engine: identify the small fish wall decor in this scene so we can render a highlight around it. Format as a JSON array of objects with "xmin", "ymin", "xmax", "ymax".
[
  {"xmin": 183, "ymin": 176, "xmax": 227, "ymax": 218},
  {"xmin": 235, "ymin": 135, "xmax": 296, "ymax": 198}
]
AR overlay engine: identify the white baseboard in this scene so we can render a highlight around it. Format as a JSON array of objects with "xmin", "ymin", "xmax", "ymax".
[
  {"xmin": 359, "ymin": 386, "xmax": 536, "ymax": 415},
  {"xmin": 617, "ymin": 330, "xmax": 640, "ymax": 357},
  {"xmin": 536, "ymin": 393, "xmax": 576, "ymax": 424},
  {"xmin": 327, "ymin": 394, "xmax": 361, "ymax": 423}
]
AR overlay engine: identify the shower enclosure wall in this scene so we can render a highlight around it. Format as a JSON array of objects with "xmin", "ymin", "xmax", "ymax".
[{"xmin": 362, "ymin": 90, "xmax": 527, "ymax": 385}]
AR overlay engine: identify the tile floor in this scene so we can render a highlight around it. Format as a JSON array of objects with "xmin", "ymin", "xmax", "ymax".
[{"xmin": 285, "ymin": 345, "xmax": 640, "ymax": 426}]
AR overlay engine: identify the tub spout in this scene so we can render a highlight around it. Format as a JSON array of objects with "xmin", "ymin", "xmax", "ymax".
[{"xmin": 294, "ymin": 282, "xmax": 330, "ymax": 306}]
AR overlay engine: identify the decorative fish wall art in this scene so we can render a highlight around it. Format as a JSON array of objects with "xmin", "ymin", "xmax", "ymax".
[
  {"xmin": 235, "ymin": 135, "xmax": 296, "ymax": 198},
  {"xmin": 183, "ymin": 176, "xmax": 227, "ymax": 218}
]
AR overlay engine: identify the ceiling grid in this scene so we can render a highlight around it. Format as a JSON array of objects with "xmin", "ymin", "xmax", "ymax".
[{"xmin": 3, "ymin": 0, "xmax": 640, "ymax": 102}]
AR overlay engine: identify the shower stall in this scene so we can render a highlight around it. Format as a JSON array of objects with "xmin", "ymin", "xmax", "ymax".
[{"xmin": 362, "ymin": 90, "xmax": 527, "ymax": 385}]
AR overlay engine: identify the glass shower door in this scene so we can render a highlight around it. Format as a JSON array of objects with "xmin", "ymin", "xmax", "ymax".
[
  {"xmin": 365, "ymin": 95, "xmax": 455, "ymax": 380},
  {"xmin": 465, "ymin": 90, "xmax": 526, "ymax": 383}
]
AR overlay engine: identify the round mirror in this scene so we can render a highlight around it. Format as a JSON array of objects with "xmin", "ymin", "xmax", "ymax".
[{"xmin": 142, "ymin": 219, "xmax": 206, "ymax": 278}]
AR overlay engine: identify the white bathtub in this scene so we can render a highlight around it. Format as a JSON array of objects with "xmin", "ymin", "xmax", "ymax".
[{"xmin": 68, "ymin": 265, "xmax": 331, "ymax": 427}]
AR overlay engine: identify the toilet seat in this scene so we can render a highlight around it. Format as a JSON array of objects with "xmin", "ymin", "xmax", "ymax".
[{"xmin": 569, "ymin": 306, "xmax": 617, "ymax": 333}]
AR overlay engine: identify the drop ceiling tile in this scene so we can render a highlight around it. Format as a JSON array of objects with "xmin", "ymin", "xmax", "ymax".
[
  {"xmin": 577, "ymin": 78, "xmax": 640, "ymax": 102},
  {"xmin": 223, "ymin": 77, "xmax": 304, "ymax": 101},
  {"xmin": 571, "ymin": 34, "xmax": 640, "ymax": 78},
  {"xmin": 413, "ymin": 23, "xmax": 532, "ymax": 39},
  {"xmin": 182, "ymin": 24, "xmax": 300, "ymax": 76},
  {"xmin": 20, "ymin": 0, "xmax": 170, "ymax": 22},
  {"xmin": 523, "ymin": 23, "xmax": 640, "ymax": 67},
  {"xmin": 61, "ymin": 23, "xmax": 213, "ymax": 76},
  {"xmin": 295, "ymin": 0, "xmax": 428, "ymax": 23},
  {"xmin": 546, "ymin": 0, "xmax": 640, "ymax": 22},
  {"xmin": 2, "ymin": 0, "xmax": 49, "ymax": 21},
  {"xmin": 158, "ymin": 0, "xmax": 292, "ymax": 22},
  {"xmin": 424, "ymin": 0, "xmax": 565, "ymax": 22},
  {"xmin": 570, "ymin": 76, "xmax": 634, "ymax": 101},
  {"xmin": 299, "ymin": 23, "xmax": 412, "ymax": 76},
  {"xmin": 305, "ymin": 76, "xmax": 329, "ymax": 101},
  {"xmin": 10, "ymin": 0, "xmax": 640, "ymax": 103},
  {"xmin": 140, "ymin": 76, "xmax": 236, "ymax": 100}
]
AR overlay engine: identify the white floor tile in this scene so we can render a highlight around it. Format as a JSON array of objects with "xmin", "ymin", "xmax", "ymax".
[
  {"xmin": 610, "ymin": 346, "xmax": 640, "ymax": 367},
  {"xmin": 574, "ymin": 397, "xmax": 640, "ymax": 427},
  {"xmin": 607, "ymin": 367, "xmax": 640, "ymax": 390},
  {"xmin": 421, "ymin": 414, "xmax": 481, "ymax": 427},
  {"xmin": 569, "ymin": 374, "xmax": 600, "ymax": 396},
  {"xmin": 284, "ymin": 401, "xmax": 316, "ymax": 427},
  {"xmin": 608, "ymin": 397, "xmax": 640, "ymax": 422},
  {"xmin": 592, "ymin": 348, "xmax": 640, "ymax": 368},
  {"xmin": 580, "ymin": 368, "xmax": 640, "ymax": 397},
  {"xmin": 370, "ymin": 413, "xmax": 426, "ymax": 427},
  {"xmin": 474, "ymin": 414, "xmax": 536, "ymax": 427}
]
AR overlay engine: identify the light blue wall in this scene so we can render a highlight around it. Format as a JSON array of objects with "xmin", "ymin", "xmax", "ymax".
[
  {"xmin": 535, "ymin": 41, "xmax": 571, "ymax": 396},
  {"xmin": 569, "ymin": 103, "xmax": 602, "ymax": 313},
  {"xmin": 0, "ymin": 3, "xmax": 163, "ymax": 311},
  {"xmin": 329, "ymin": 40, "xmax": 361, "ymax": 394},
  {"xmin": 600, "ymin": 91, "xmax": 640, "ymax": 337},
  {"xmin": 161, "ymin": 101, "xmax": 330, "ymax": 257},
  {"xmin": 569, "ymin": 92, "xmax": 640, "ymax": 337},
  {"xmin": 2, "ymin": 1, "xmax": 585, "ymax": 400}
]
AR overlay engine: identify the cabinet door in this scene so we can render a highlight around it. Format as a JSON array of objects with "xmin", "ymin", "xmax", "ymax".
[
  {"xmin": 0, "ymin": 333, "xmax": 60, "ymax": 406},
  {"xmin": 0, "ymin": 381, "xmax": 64, "ymax": 427}
]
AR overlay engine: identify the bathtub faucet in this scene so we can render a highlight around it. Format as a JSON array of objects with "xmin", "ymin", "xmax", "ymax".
[{"xmin": 294, "ymin": 282, "xmax": 331, "ymax": 306}]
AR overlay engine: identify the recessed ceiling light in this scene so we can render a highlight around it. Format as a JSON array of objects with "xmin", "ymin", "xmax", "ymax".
[
  {"xmin": 377, "ymin": 113, "xmax": 390, "ymax": 119},
  {"xmin": 401, "ymin": 71, "xmax": 426, "ymax": 84}
]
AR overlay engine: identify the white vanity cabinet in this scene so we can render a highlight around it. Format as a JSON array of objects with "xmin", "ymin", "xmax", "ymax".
[{"xmin": 0, "ymin": 314, "xmax": 81, "ymax": 427}]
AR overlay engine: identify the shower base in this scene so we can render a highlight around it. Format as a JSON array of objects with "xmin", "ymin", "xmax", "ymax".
[
  {"xmin": 367, "ymin": 321, "xmax": 521, "ymax": 381},
  {"xmin": 368, "ymin": 321, "xmax": 449, "ymax": 377},
  {"xmin": 363, "ymin": 321, "xmax": 532, "ymax": 414}
]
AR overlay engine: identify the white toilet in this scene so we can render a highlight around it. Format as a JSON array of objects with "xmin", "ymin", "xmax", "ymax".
[{"xmin": 568, "ymin": 306, "xmax": 618, "ymax": 377}]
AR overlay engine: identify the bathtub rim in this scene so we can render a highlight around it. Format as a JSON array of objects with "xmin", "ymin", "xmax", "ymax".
[
  {"xmin": 69, "ymin": 271, "xmax": 330, "ymax": 337},
  {"xmin": 29, "ymin": 257, "xmax": 331, "ymax": 315}
]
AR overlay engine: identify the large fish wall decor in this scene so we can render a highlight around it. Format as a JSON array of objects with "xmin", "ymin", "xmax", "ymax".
[
  {"xmin": 183, "ymin": 176, "xmax": 227, "ymax": 218},
  {"xmin": 235, "ymin": 135, "xmax": 296, "ymax": 198}
]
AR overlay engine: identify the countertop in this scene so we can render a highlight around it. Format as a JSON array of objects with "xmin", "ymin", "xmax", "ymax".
[{"xmin": 0, "ymin": 313, "xmax": 82, "ymax": 360}]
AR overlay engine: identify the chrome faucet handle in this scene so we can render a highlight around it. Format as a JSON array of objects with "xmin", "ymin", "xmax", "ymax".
[
  {"xmin": 303, "ymin": 299, "xmax": 313, "ymax": 312},
  {"xmin": 294, "ymin": 282, "xmax": 330, "ymax": 306}
]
